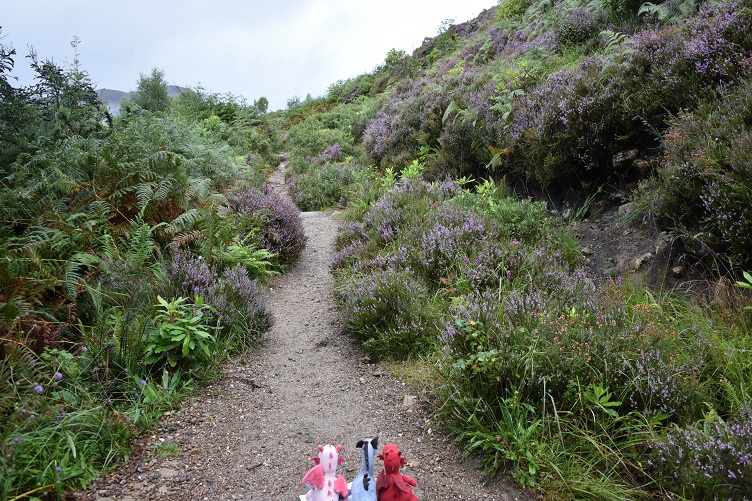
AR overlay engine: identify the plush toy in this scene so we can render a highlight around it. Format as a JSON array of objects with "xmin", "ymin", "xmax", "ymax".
[
  {"xmin": 349, "ymin": 436, "xmax": 379, "ymax": 501},
  {"xmin": 376, "ymin": 443, "xmax": 418, "ymax": 501},
  {"xmin": 302, "ymin": 444, "xmax": 349, "ymax": 501}
]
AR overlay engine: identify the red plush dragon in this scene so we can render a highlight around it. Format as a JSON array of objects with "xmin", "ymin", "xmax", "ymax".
[
  {"xmin": 302, "ymin": 444, "xmax": 349, "ymax": 501},
  {"xmin": 376, "ymin": 443, "xmax": 418, "ymax": 501}
]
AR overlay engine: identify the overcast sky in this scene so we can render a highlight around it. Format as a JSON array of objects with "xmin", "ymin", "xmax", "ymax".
[{"xmin": 2, "ymin": 1, "xmax": 495, "ymax": 110}]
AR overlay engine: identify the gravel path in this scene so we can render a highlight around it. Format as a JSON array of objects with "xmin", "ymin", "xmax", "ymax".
[{"xmin": 77, "ymin": 164, "xmax": 532, "ymax": 500}]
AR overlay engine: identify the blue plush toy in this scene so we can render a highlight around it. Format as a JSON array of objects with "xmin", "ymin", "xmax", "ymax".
[{"xmin": 349, "ymin": 436, "xmax": 379, "ymax": 501}]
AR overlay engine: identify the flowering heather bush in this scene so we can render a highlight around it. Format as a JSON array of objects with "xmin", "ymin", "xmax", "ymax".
[
  {"xmin": 164, "ymin": 249, "xmax": 271, "ymax": 342},
  {"xmin": 441, "ymin": 262, "xmax": 709, "ymax": 422},
  {"xmin": 211, "ymin": 264, "xmax": 272, "ymax": 339},
  {"xmin": 98, "ymin": 257, "xmax": 159, "ymax": 309},
  {"xmin": 647, "ymin": 75, "xmax": 752, "ymax": 263},
  {"xmin": 336, "ymin": 268, "xmax": 439, "ymax": 357},
  {"xmin": 332, "ymin": 167, "xmax": 746, "ymax": 495},
  {"xmin": 437, "ymin": 74, "xmax": 502, "ymax": 174},
  {"xmin": 306, "ymin": 143, "xmax": 342, "ymax": 165},
  {"xmin": 363, "ymin": 79, "xmax": 451, "ymax": 167},
  {"xmin": 335, "ymin": 220, "xmax": 370, "ymax": 250},
  {"xmin": 410, "ymin": 204, "xmax": 493, "ymax": 284},
  {"xmin": 165, "ymin": 249, "xmax": 213, "ymax": 297},
  {"xmin": 362, "ymin": 178, "xmax": 461, "ymax": 245},
  {"xmin": 556, "ymin": 6, "xmax": 601, "ymax": 47},
  {"xmin": 503, "ymin": 0, "xmax": 752, "ymax": 186},
  {"xmin": 651, "ymin": 406, "xmax": 752, "ymax": 499},
  {"xmin": 232, "ymin": 187, "xmax": 306, "ymax": 264},
  {"xmin": 330, "ymin": 221, "xmax": 371, "ymax": 271}
]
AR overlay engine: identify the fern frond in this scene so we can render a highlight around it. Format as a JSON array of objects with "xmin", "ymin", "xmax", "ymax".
[
  {"xmin": 135, "ymin": 183, "xmax": 154, "ymax": 209},
  {"xmin": 205, "ymin": 192, "xmax": 229, "ymax": 207},
  {"xmin": 89, "ymin": 199, "xmax": 115, "ymax": 220},
  {"xmin": 126, "ymin": 223, "xmax": 155, "ymax": 265},
  {"xmin": 155, "ymin": 176, "xmax": 175, "ymax": 202},
  {"xmin": 638, "ymin": 2, "xmax": 672, "ymax": 20},
  {"xmin": 184, "ymin": 177, "xmax": 212, "ymax": 200},
  {"xmin": 220, "ymin": 242, "xmax": 279, "ymax": 278},
  {"xmin": 170, "ymin": 230, "xmax": 204, "ymax": 249},
  {"xmin": 163, "ymin": 209, "xmax": 200, "ymax": 236},
  {"xmin": 638, "ymin": 0, "xmax": 700, "ymax": 23},
  {"xmin": 97, "ymin": 231, "xmax": 121, "ymax": 260},
  {"xmin": 214, "ymin": 204, "xmax": 233, "ymax": 219},
  {"xmin": 0, "ymin": 294, "xmax": 33, "ymax": 325},
  {"xmin": 64, "ymin": 252, "xmax": 100, "ymax": 300}
]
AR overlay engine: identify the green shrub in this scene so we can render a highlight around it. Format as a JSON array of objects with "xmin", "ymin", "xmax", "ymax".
[
  {"xmin": 643, "ymin": 77, "xmax": 752, "ymax": 264},
  {"xmin": 144, "ymin": 295, "xmax": 217, "ymax": 370},
  {"xmin": 288, "ymin": 162, "xmax": 364, "ymax": 211},
  {"xmin": 336, "ymin": 268, "xmax": 440, "ymax": 358}
]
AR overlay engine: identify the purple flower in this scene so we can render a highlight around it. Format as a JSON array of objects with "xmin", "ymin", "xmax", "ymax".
[
  {"xmin": 56, "ymin": 467, "xmax": 62, "ymax": 473},
  {"xmin": 231, "ymin": 188, "xmax": 306, "ymax": 263},
  {"xmin": 34, "ymin": 384, "xmax": 43, "ymax": 394},
  {"xmin": 140, "ymin": 379, "xmax": 147, "ymax": 386},
  {"xmin": 54, "ymin": 372, "xmax": 63, "ymax": 381}
]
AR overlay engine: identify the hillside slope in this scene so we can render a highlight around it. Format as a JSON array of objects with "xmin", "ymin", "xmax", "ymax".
[{"xmin": 285, "ymin": 0, "xmax": 751, "ymax": 268}]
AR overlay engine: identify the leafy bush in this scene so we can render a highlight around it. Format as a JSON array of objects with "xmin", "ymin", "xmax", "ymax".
[
  {"xmin": 642, "ymin": 75, "xmax": 752, "ymax": 263},
  {"xmin": 651, "ymin": 406, "xmax": 752, "ymax": 499},
  {"xmin": 285, "ymin": 110, "xmax": 363, "ymax": 174},
  {"xmin": 288, "ymin": 162, "xmax": 370, "ymax": 211},
  {"xmin": 336, "ymin": 268, "xmax": 440, "ymax": 357},
  {"xmin": 129, "ymin": 67, "xmax": 171, "ymax": 113},
  {"xmin": 164, "ymin": 249, "xmax": 272, "ymax": 348},
  {"xmin": 0, "ymin": 36, "xmax": 285, "ymax": 499},
  {"xmin": 144, "ymin": 295, "xmax": 217, "ymax": 369}
]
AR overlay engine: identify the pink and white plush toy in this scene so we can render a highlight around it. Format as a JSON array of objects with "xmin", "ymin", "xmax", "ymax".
[{"xmin": 302, "ymin": 444, "xmax": 349, "ymax": 501}]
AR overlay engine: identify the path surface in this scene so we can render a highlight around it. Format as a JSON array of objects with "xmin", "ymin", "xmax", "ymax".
[{"xmin": 79, "ymin": 164, "xmax": 531, "ymax": 500}]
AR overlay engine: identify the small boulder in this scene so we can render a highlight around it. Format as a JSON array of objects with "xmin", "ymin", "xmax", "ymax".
[
  {"xmin": 402, "ymin": 395, "xmax": 417, "ymax": 409},
  {"xmin": 634, "ymin": 158, "xmax": 652, "ymax": 176},
  {"xmin": 634, "ymin": 252, "xmax": 654, "ymax": 271},
  {"xmin": 618, "ymin": 202, "xmax": 634, "ymax": 216},
  {"xmin": 681, "ymin": 235, "xmax": 712, "ymax": 259},
  {"xmin": 613, "ymin": 149, "xmax": 639, "ymax": 170}
]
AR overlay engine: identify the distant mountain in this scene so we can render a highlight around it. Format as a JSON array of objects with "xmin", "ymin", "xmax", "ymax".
[{"xmin": 97, "ymin": 85, "xmax": 186, "ymax": 115}]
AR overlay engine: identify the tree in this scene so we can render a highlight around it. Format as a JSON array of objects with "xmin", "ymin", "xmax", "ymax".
[
  {"xmin": 131, "ymin": 67, "xmax": 171, "ymax": 113},
  {"xmin": 254, "ymin": 96, "xmax": 269, "ymax": 114},
  {"xmin": 0, "ymin": 34, "xmax": 32, "ymax": 171}
]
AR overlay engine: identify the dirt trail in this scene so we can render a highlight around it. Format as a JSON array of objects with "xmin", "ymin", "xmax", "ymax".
[{"xmin": 80, "ymin": 164, "xmax": 531, "ymax": 500}]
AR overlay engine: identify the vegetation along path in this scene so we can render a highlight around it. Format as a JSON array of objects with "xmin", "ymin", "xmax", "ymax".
[{"xmin": 79, "ymin": 163, "xmax": 531, "ymax": 500}]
